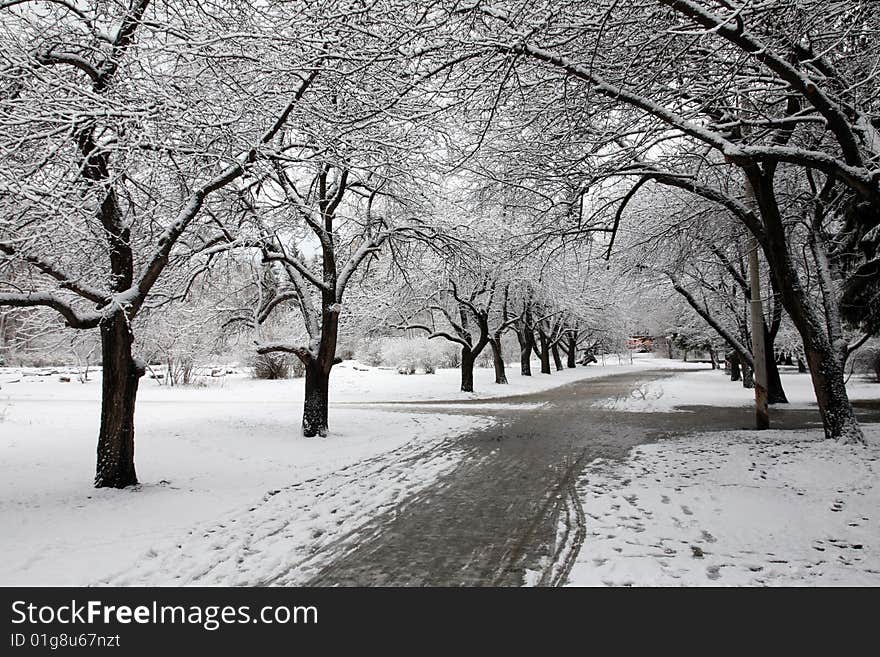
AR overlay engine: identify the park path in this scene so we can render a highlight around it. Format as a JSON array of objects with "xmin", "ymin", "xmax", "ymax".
[{"xmin": 296, "ymin": 368, "xmax": 853, "ymax": 587}]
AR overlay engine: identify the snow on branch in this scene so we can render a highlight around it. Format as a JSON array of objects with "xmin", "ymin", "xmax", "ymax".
[
  {"xmin": 0, "ymin": 242, "xmax": 110, "ymax": 304},
  {"xmin": 0, "ymin": 291, "xmax": 100, "ymax": 329},
  {"xmin": 658, "ymin": 0, "xmax": 865, "ymax": 168},
  {"xmin": 133, "ymin": 69, "xmax": 321, "ymax": 309},
  {"xmin": 483, "ymin": 12, "xmax": 879, "ymax": 201},
  {"xmin": 255, "ymin": 342, "xmax": 312, "ymax": 361}
]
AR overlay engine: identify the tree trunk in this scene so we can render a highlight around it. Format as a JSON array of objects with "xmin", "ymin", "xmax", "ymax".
[
  {"xmin": 519, "ymin": 343, "xmax": 531, "ymax": 376},
  {"xmin": 551, "ymin": 343, "xmax": 564, "ymax": 371},
  {"xmin": 303, "ymin": 360, "xmax": 330, "ymax": 437},
  {"xmin": 460, "ymin": 348, "xmax": 475, "ymax": 392},
  {"xmin": 761, "ymin": 325, "xmax": 788, "ymax": 404},
  {"xmin": 805, "ymin": 344, "xmax": 862, "ymax": 443},
  {"xmin": 742, "ymin": 364, "xmax": 755, "ymax": 389},
  {"xmin": 766, "ymin": 347, "xmax": 787, "ymax": 404},
  {"xmin": 490, "ymin": 338, "xmax": 507, "ymax": 384},
  {"xmin": 566, "ymin": 335, "xmax": 577, "ymax": 368},
  {"xmin": 749, "ymin": 169, "xmax": 862, "ymax": 442},
  {"xmin": 516, "ymin": 329, "xmax": 532, "ymax": 376},
  {"xmin": 729, "ymin": 354, "xmax": 742, "ymax": 382},
  {"xmin": 301, "ymin": 292, "xmax": 340, "ymax": 438},
  {"xmin": 95, "ymin": 315, "xmax": 142, "ymax": 489},
  {"xmin": 537, "ymin": 331, "xmax": 551, "ymax": 374}
]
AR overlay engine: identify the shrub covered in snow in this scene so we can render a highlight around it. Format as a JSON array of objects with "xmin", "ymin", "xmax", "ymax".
[
  {"xmin": 381, "ymin": 337, "xmax": 424, "ymax": 373},
  {"xmin": 359, "ymin": 337, "xmax": 459, "ymax": 373},
  {"xmin": 251, "ymin": 352, "xmax": 304, "ymax": 379},
  {"xmin": 357, "ymin": 339, "xmax": 384, "ymax": 367}
]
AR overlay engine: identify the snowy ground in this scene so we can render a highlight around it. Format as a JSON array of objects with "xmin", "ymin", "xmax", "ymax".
[
  {"xmin": 568, "ymin": 367, "xmax": 880, "ymax": 586},
  {"xmin": 0, "ymin": 356, "xmax": 654, "ymax": 586},
  {"xmin": 568, "ymin": 426, "xmax": 880, "ymax": 586},
  {"xmin": 3, "ymin": 356, "xmax": 878, "ymax": 586}
]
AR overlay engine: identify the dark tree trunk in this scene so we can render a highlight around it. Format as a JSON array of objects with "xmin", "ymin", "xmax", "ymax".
[
  {"xmin": 302, "ymin": 361, "xmax": 330, "ymax": 437},
  {"xmin": 278, "ymin": 165, "xmax": 353, "ymax": 440},
  {"xmin": 537, "ymin": 330, "xmax": 551, "ymax": 374},
  {"xmin": 516, "ymin": 329, "xmax": 532, "ymax": 376},
  {"xmin": 709, "ymin": 348, "xmax": 717, "ymax": 370},
  {"xmin": 551, "ymin": 343, "xmax": 564, "ymax": 371},
  {"xmin": 805, "ymin": 344, "xmax": 862, "ymax": 443},
  {"xmin": 749, "ymin": 169, "xmax": 862, "ymax": 442},
  {"xmin": 460, "ymin": 348, "xmax": 475, "ymax": 392},
  {"xmin": 766, "ymin": 354, "xmax": 787, "ymax": 404},
  {"xmin": 490, "ymin": 338, "xmax": 507, "ymax": 384},
  {"xmin": 95, "ymin": 315, "xmax": 143, "ymax": 488},
  {"xmin": 301, "ymin": 296, "xmax": 339, "ymax": 437},
  {"xmin": 519, "ymin": 344, "xmax": 531, "ymax": 376},
  {"xmin": 765, "ymin": 347, "xmax": 787, "ymax": 404},
  {"xmin": 742, "ymin": 364, "xmax": 755, "ymax": 389},
  {"xmin": 566, "ymin": 335, "xmax": 577, "ymax": 368},
  {"xmin": 763, "ymin": 325, "xmax": 787, "ymax": 404},
  {"xmin": 729, "ymin": 353, "xmax": 742, "ymax": 382}
]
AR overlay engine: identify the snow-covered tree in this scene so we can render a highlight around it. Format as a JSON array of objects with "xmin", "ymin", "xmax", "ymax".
[
  {"xmin": 0, "ymin": 1, "xmax": 326, "ymax": 485},
  {"xmin": 468, "ymin": 0, "xmax": 880, "ymax": 442}
]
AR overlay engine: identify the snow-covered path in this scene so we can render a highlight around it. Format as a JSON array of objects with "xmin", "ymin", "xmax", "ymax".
[
  {"xmin": 303, "ymin": 371, "xmax": 880, "ymax": 586},
  {"xmin": 107, "ymin": 368, "xmax": 683, "ymax": 586}
]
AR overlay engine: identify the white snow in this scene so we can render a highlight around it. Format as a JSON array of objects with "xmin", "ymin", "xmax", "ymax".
[
  {"xmin": 567, "ymin": 425, "xmax": 880, "ymax": 586},
  {"xmin": 566, "ymin": 363, "xmax": 880, "ymax": 586},
  {"xmin": 3, "ymin": 356, "xmax": 877, "ymax": 586},
  {"xmin": 0, "ymin": 366, "xmax": 491, "ymax": 585},
  {"xmin": 0, "ymin": 356, "xmax": 657, "ymax": 586},
  {"xmin": 102, "ymin": 430, "xmax": 474, "ymax": 586}
]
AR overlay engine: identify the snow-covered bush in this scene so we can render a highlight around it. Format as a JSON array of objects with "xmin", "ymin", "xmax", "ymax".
[
  {"xmin": 381, "ymin": 337, "xmax": 422, "ymax": 373},
  {"xmin": 357, "ymin": 339, "xmax": 384, "ymax": 367},
  {"xmin": 377, "ymin": 337, "xmax": 454, "ymax": 373},
  {"xmin": 433, "ymin": 341, "xmax": 461, "ymax": 368},
  {"xmin": 251, "ymin": 353, "xmax": 304, "ymax": 379}
]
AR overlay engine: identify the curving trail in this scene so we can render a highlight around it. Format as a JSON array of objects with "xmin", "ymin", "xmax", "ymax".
[{"xmin": 304, "ymin": 369, "xmax": 871, "ymax": 586}]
